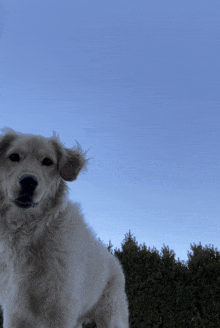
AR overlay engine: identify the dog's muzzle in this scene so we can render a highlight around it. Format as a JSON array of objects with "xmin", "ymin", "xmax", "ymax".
[{"xmin": 14, "ymin": 175, "xmax": 39, "ymax": 209}]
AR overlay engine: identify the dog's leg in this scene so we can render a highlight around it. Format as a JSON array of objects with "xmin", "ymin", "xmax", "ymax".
[
  {"xmin": 94, "ymin": 276, "xmax": 129, "ymax": 328},
  {"xmin": 95, "ymin": 307, "xmax": 129, "ymax": 328}
]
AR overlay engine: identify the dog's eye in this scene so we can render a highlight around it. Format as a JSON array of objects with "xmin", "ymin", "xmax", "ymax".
[
  {"xmin": 9, "ymin": 153, "xmax": 20, "ymax": 162},
  {"xmin": 42, "ymin": 158, "xmax": 53, "ymax": 166}
]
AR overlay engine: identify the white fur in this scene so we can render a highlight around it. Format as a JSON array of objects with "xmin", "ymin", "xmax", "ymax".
[{"xmin": 0, "ymin": 129, "xmax": 129, "ymax": 328}]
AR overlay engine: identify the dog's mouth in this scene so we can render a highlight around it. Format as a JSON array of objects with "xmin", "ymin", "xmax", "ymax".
[
  {"xmin": 14, "ymin": 195, "xmax": 37, "ymax": 209},
  {"xmin": 14, "ymin": 200, "xmax": 37, "ymax": 209}
]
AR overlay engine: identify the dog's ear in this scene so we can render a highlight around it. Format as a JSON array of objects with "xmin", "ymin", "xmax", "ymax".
[
  {"xmin": 0, "ymin": 130, "xmax": 17, "ymax": 157},
  {"xmin": 59, "ymin": 146, "xmax": 87, "ymax": 182}
]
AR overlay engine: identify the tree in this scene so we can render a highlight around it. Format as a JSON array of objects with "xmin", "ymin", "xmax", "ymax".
[{"xmin": 187, "ymin": 243, "xmax": 220, "ymax": 326}]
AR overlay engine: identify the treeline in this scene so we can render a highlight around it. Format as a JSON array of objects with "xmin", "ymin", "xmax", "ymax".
[
  {"xmin": 1, "ymin": 232, "xmax": 220, "ymax": 327},
  {"xmin": 85, "ymin": 231, "xmax": 220, "ymax": 328}
]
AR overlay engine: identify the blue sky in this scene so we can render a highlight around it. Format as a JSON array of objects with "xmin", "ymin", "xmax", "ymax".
[{"xmin": 0, "ymin": 0, "xmax": 220, "ymax": 262}]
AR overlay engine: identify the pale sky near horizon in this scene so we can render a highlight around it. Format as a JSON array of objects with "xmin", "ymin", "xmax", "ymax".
[{"xmin": 0, "ymin": 0, "xmax": 220, "ymax": 262}]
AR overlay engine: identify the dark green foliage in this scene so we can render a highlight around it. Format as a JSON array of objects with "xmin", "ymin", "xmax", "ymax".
[
  {"xmin": 0, "ymin": 309, "xmax": 2, "ymax": 327},
  {"xmin": 114, "ymin": 232, "xmax": 220, "ymax": 328},
  {"xmin": 1, "ymin": 235, "xmax": 220, "ymax": 327},
  {"xmin": 187, "ymin": 243, "xmax": 220, "ymax": 327}
]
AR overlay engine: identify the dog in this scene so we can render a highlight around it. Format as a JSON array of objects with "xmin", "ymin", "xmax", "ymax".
[{"xmin": 0, "ymin": 128, "xmax": 129, "ymax": 328}]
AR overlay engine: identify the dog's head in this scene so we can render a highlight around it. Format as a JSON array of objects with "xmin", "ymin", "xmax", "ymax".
[{"xmin": 0, "ymin": 129, "xmax": 87, "ymax": 209}]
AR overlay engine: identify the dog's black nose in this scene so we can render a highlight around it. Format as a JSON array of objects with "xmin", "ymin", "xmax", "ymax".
[{"xmin": 19, "ymin": 175, "xmax": 38, "ymax": 192}]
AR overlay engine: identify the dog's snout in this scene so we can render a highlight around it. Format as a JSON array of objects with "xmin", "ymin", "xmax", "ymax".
[{"xmin": 19, "ymin": 175, "xmax": 38, "ymax": 191}]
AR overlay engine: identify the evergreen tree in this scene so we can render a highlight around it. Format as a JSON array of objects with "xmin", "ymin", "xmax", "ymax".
[{"xmin": 187, "ymin": 243, "xmax": 220, "ymax": 327}]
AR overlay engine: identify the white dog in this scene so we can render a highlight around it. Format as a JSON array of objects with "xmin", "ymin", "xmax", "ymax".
[{"xmin": 0, "ymin": 129, "xmax": 129, "ymax": 328}]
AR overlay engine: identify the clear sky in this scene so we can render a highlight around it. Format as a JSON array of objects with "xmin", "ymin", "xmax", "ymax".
[{"xmin": 0, "ymin": 0, "xmax": 220, "ymax": 262}]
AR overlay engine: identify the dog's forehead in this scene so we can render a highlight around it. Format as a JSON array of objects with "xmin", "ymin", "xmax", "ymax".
[{"xmin": 9, "ymin": 134, "xmax": 55, "ymax": 157}]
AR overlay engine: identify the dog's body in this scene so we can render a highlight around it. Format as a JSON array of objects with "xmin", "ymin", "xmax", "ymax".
[{"xmin": 0, "ymin": 129, "xmax": 129, "ymax": 328}]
